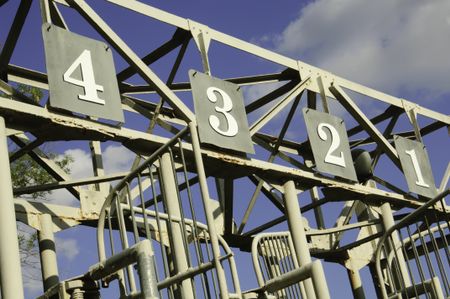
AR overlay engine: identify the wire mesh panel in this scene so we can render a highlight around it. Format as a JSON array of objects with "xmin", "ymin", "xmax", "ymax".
[
  {"xmin": 96, "ymin": 127, "xmax": 242, "ymax": 298},
  {"xmin": 376, "ymin": 190, "xmax": 450, "ymax": 299}
]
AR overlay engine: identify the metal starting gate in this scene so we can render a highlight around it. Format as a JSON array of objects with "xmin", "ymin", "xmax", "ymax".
[{"xmin": 0, "ymin": 1, "xmax": 448, "ymax": 298}]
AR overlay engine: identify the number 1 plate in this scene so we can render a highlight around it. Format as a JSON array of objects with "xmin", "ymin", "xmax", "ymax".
[
  {"xmin": 303, "ymin": 108, "xmax": 357, "ymax": 182},
  {"xmin": 394, "ymin": 136, "xmax": 437, "ymax": 198},
  {"xmin": 43, "ymin": 23, "xmax": 124, "ymax": 123}
]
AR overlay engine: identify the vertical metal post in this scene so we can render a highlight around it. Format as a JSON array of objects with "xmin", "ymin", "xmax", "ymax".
[
  {"xmin": 283, "ymin": 180, "xmax": 317, "ymax": 299},
  {"xmin": 189, "ymin": 122, "xmax": 229, "ymax": 299},
  {"xmin": 346, "ymin": 263, "xmax": 366, "ymax": 299},
  {"xmin": 38, "ymin": 214, "xmax": 59, "ymax": 292},
  {"xmin": 160, "ymin": 152, "xmax": 195, "ymax": 298},
  {"xmin": 311, "ymin": 260, "xmax": 331, "ymax": 299},
  {"xmin": 39, "ymin": 0, "xmax": 52, "ymax": 24},
  {"xmin": 0, "ymin": 116, "xmax": 25, "ymax": 299},
  {"xmin": 136, "ymin": 240, "xmax": 160, "ymax": 299},
  {"xmin": 380, "ymin": 202, "xmax": 412, "ymax": 288},
  {"xmin": 309, "ymin": 186, "xmax": 325, "ymax": 229},
  {"xmin": 89, "ymin": 141, "xmax": 108, "ymax": 195}
]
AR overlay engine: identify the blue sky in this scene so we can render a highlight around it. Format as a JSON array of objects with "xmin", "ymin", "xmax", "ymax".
[{"xmin": 1, "ymin": 0, "xmax": 449, "ymax": 298}]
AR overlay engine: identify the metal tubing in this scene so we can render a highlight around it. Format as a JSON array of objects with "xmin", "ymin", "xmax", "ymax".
[
  {"xmin": 38, "ymin": 214, "xmax": 59, "ymax": 292},
  {"xmin": 347, "ymin": 265, "xmax": 366, "ymax": 299},
  {"xmin": 160, "ymin": 152, "xmax": 195, "ymax": 298},
  {"xmin": 115, "ymin": 198, "xmax": 137, "ymax": 293},
  {"xmin": 375, "ymin": 189, "xmax": 450, "ymax": 299},
  {"xmin": 89, "ymin": 240, "xmax": 159, "ymax": 299},
  {"xmin": 189, "ymin": 122, "xmax": 230, "ymax": 299},
  {"xmin": 397, "ymin": 277, "xmax": 445, "ymax": 299},
  {"xmin": 178, "ymin": 140, "xmax": 211, "ymax": 298},
  {"xmin": 97, "ymin": 127, "xmax": 188, "ymax": 262},
  {"xmin": 380, "ymin": 202, "xmax": 412, "ymax": 288},
  {"xmin": 310, "ymin": 260, "xmax": 331, "ymax": 299},
  {"xmin": 157, "ymin": 253, "xmax": 232, "ymax": 290},
  {"xmin": 259, "ymin": 259, "xmax": 330, "ymax": 299},
  {"xmin": 0, "ymin": 116, "xmax": 24, "ymax": 299},
  {"xmin": 136, "ymin": 247, "xmax": 160, "ymax": 299},
  {"xmin": 283, "ymin": 180, "xmax": 316, "ymax": 299},
  {"xmin": 263, "ymin": 261, "xmax": 313, "ymax": 293}
]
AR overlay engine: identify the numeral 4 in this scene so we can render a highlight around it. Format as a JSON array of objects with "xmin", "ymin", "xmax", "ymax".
[{"xmin": 63, "ymin": 50, "xmax": 105, "ymax": 105}]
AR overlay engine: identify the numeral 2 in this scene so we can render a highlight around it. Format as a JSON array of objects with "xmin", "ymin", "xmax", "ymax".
[
  {"xmin": 317, "ymin": 123, "xmax": 346, "ymax": 167},
  {"xmin": 63, "ymin": 49, "xmax": 105, "ymax": 105},
  {"xmin": 404, "ymin": 149, "xmax": 430, "ymax": 188},
  {"xmin": 206, "ymin": 87, "xmax": 238, "ymax": 137}
]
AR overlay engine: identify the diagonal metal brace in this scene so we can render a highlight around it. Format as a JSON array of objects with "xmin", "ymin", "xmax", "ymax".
[{"xmin": 329, "ymin": 83, "xmax": 401, "ymax": 169}]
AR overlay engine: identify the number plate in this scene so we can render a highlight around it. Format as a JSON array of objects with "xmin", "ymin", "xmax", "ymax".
[
  {"xmin": 43, "ymin": 24, "xmax": 124, "ymax": 123},
  {"xmin": 189, "ymin": 70, "xmax": 254, "ymax": 154},
  {"xmin": 394, "ymin": 136, "xmax": 437, "ymax": 198},
  {"xmin": 303, "ymin": 108, "xmax": 357, "ymax": 181}
]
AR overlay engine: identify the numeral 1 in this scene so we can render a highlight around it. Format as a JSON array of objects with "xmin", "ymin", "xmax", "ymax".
[
  {"xmin": 63, "ymin": 49, "xmax": 105, "ymax": 105},
  {"xmin": 404, "ymin": 149, "xmax": 430, "ymax": 188}
]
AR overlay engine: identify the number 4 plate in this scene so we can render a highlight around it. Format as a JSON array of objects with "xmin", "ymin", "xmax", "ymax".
[
  {"xmin": 303, "ymin": 108, "xmax": 357, "ymax": 182},
  {"xmin": 43, "ymin": 24, "xmax": 124, "ymax": 123}
]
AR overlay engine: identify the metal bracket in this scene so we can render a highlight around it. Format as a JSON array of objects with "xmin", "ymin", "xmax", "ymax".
[
  {"xmin": 187, "ymin": 19, "xmax": 211, "ymax": 53},
  {"xmin": 401, "ymin": 99, "xmax": 419, "ymax": 125},
  {"xmin": 80, "ymin": 189, "xmax": 105, "ymax": 217},
  {"xmin": 402, "ymin": 99, "xmax": 423, "ymax": 142},
  {"xmin": 297, "ymin": 60, "xmax": 335, "ymax": 100}
]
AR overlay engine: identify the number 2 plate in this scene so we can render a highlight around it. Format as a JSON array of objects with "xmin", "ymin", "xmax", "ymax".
[
  {"xmin": 43, "ymin": 23, "xmax": 124, "ymax": 123},
  {"xmin": 303, "ymin": 108, "xmax": 357, "ymax": 181},
  {"xmin": 189, "ymin": 70, "xmax": 254, "ymax": 154}
]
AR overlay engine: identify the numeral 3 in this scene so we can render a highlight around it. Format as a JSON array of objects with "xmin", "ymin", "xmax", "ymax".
[{"xmin": 206, "ymin": 87, "xmax": 238, "ymax": 137}]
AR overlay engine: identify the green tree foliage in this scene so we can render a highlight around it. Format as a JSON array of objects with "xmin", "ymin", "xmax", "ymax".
[
  {"xmin": 16, "ymin": 83, "xmax": 44, "ymax": 103},
  {"xmin": 9, "ymin": 84, "xmax": 73, "ymax": 198},
  {"xmin": 11, "ymin": 153, "xmax": 73, "ymax": 199}
]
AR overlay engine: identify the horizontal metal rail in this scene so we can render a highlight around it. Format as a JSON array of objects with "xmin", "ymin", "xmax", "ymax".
[{"xmin": 88, "ymin": 239, "xmax": 159, "ymax": 298}]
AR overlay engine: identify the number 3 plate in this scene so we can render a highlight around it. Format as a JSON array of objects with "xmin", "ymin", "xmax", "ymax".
[
  {"xmin": 43, "ymin": 24, "xmax": 124, "ymax": 123},
  {"xmin": 303, "ymin": 108, "xmax": 357, "ymax": 182},
  {"xmin": 189, "ymin": 70, "xmax": 254, "ymax": 154}
]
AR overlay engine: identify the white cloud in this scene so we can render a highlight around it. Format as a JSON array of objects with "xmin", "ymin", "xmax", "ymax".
[
  {"xmin": 102, "ymin": 145, "xmax": 135, "ymax": 174},
  {"xmin": 47, "ymin": 145, "xmax": 134, "ymax": 206},
  {"xmin": 46, "ymin": 188, "xmax": 79, "ymax": 207},
  {"xmin": 55, "ymin": 237, "xmax": 79, "ymax": 261},
  {"xmin": 62, "ymin": 148, "xmax": 93, "ymax": 179},
  {"xmin": 267, "ymin": 0, "xmax": 450, "ymax": 102},
  {"xmin": 62, "ymin": 145, "xmax": 135, "ymax": 176},
  {"xmin": 23, "ymin": 279, "xmax": 42, "ymax": 296}
]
